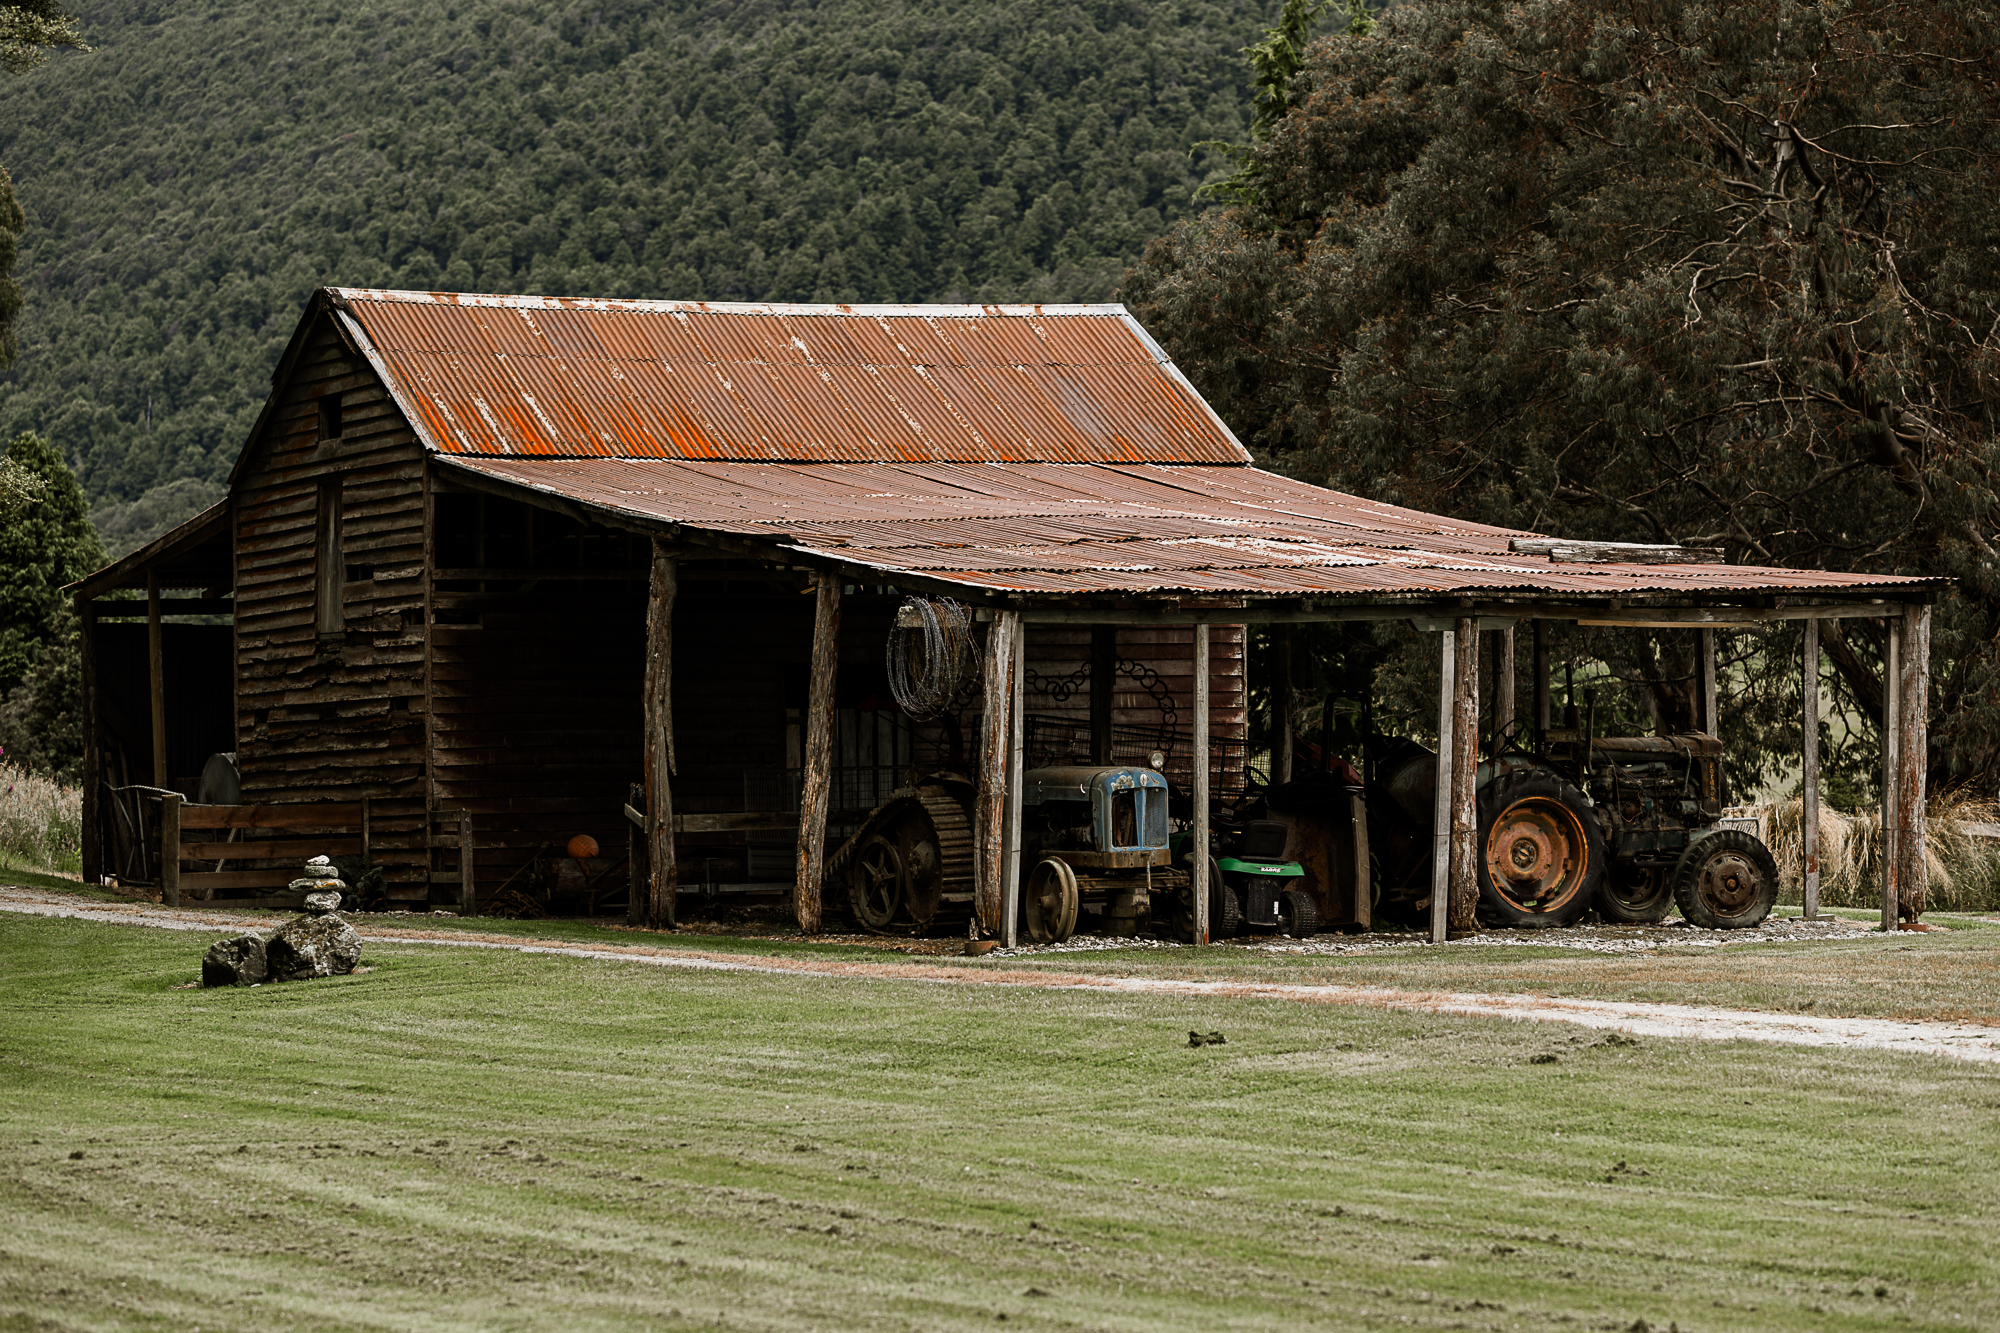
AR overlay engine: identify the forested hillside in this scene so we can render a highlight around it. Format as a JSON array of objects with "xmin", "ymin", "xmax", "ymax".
[{"xmin": 0, "ymin": 0, "xmax": 1268, "ymax": 513}]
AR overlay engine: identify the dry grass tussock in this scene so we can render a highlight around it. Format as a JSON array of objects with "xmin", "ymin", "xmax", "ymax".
[
  {"xmin": 0, "ymin": 762, "xmax": 82, "ymax": 875},
  {"xmin": 1752, "ymin": 788, "xmax": 2000, "ymax": 912}
]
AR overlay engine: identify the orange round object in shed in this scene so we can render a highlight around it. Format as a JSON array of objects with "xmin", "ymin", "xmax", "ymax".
[{"xmin": 566, "ymin": 834, "xmax": 600, "ymax": 860}]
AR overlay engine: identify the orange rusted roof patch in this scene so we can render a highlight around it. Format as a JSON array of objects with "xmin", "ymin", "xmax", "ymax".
[{"xmin": 331, "ymin": 289, "xmax": 1248, "ymax": 466}]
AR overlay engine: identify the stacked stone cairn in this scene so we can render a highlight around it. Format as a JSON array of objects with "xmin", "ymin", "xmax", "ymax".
[{"xmin": 201, "ymin": 855, "xmax": 364, "ymax": 987}]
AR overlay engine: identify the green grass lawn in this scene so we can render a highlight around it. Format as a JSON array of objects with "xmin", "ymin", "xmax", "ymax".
[{"xmin": 3, "ymin": 915, "xmax": 1997, "ymax": 1332}]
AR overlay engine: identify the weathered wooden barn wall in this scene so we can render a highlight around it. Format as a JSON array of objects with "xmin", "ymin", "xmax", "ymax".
[
  {"xmin": 1019, "ymin": 625, "xmax": 1249, "ymax": 794},
  {"xmin": 230, "ymin": 316, "xmax": 429, "ymax": 893},
  {"xmin": 426, "ymin": 489, "xmax": 648, "ymax": 907}
]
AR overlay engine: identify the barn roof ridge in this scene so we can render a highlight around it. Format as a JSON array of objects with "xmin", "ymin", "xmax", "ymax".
[{"xmin": 324, "ymin": 285, "xmax": 1252, "ymax": 467}]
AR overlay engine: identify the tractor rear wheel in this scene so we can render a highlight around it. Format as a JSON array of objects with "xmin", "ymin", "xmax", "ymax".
[
  {"xmin": 1475, "ymin": 770, "xmax": 1605, "ymax": 928},
  {"xmin": 1671, "ymin": 831, "xmax": 1779, "ymax": 930},
  {"xmin": 1598, "ymin": 864, "xmax": 1675, "ymax": 924}
]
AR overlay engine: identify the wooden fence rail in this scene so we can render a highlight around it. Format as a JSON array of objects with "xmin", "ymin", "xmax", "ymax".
[{"xmin": 152, "ymin": 795, "xmax": 371, "ymax": 910}]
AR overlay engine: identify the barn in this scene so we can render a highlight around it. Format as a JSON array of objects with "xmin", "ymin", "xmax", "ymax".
[{"xmin": 69, "ymin": 288, "xmax": 1940, "ymax": 941}]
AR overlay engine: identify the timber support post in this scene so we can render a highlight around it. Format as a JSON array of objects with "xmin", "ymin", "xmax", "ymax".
[
  {"xmin": 79, "ymin": 598, "xmax": 101, "ymax": 885},
  {"xmin": 975, "ymin": 612, "xmax": 1019, "ymax": 935},
  {"xmin": 1271, "ymin": 625, "xmax": 1293, "ymax": 787},
  {"xmin": 1894, "ymin": 602, "xmax": 1930, "ymax": 922},
  {"xmin": 1880, "ymin": 615, "xmax": 1900, "ymax": 931},
  {"xmin": 647, "ymin": 542, "xmax": 679, "ymax": 930},
  {"xmin": 147, "ymin": 572, "xmax": 168, "ymax": 788},
  {"xmin": 159, "ymin": 792, "xmax": 181, "ymax": 909},
  {"xmin": 795, "ymin": 571, "xmax": 840, "ymax": 935},
  {"xmin": 1699, "ymin": 628, "xmax": 1718, "ymax": 734},
  {"xmin": 625, "ymin": 782, "xmax": 646, "ymax": 927},
  {"xmin": 1448, "ymin": 618, "xmax": 1480, "ymax": 936},
  {"xmin": 1802, "ymin": 618, "xmax": 1821, "ymax": 919},
  {"xmin": 1002, "ymin": 625, "xmax": 1026, "ymax": 947},
  {"xmin": 458, "ymin": 811, "xmax": 475, "ymax": 915},
  {"xmin": 1532, "ymin": 620, "xmax": 1550, "ymax": 745},
  {"xmin": 1429, "ymin": 631, "xmax": 1455, "ymax": 945},
  {"xmin": 1090, "ymin": 626, "xmax": 1115, "ymax": 765},
  {"xmin": 1492, "ymin": 624, "xmax": 1514, "ymax": 757},
  {"xmin": 1192, "ymin": 623, "xmax": 1211, "ymax": 945}
]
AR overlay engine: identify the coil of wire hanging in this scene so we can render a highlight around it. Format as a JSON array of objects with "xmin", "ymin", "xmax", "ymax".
[{"xmin": 887, "ymin": 597, "xmax": 977, "ymax": 719}]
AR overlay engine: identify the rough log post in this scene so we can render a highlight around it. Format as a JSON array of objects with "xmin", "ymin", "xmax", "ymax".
[
  {"xmin": 1429, "ymin": 631, "xmax": 1456, "ymax": 945},
  {"xmin": 147, "ymin": 572, "xmax": 168, "ymax": 788},
  {"xmin": 1880, "ymin": 617, "xmax": 1900, "ymax": 932},
  {"xmin": 1493, "ymin": 625, "xmax": 1515, "ymax": 757},
  {"xmin": 795, "ymin": 572, "xmax": 841, "ymax": 935},
  {"xmin": 1002, "ymin": 625, "xmax": 1026, "ymax": 947},
  {"xmin": 1193, "ymin": 623, "xmax": 1211, "ymax": 946},
  {"xmin": 646, "ymin": 543, "xmax": 679, "ymax": 931},
  {"xmin": 79, "ymin": 598, "xmax": 101, "ymax": 885},
  {"xmin": 1090, "ymin": 626, "xmax": 1116, "ymax": 765},
  {"xmin": 1532, "ymin": 620, "xmax": 1550, "ymax": 745},
  {"xmin": 160, "ymin": 793, "xmax": 181, "ymax": 909},
  {"xmin": 975, "ymin": 613, "xmax": 1017, "ymax": 933},
  {"xmin": 1802, "ymin": 618, "xmax": 1821, "ymax": 919},
  {"xmin": 360, "ymin": 797, "xmax": 371, "ymax": 867},
  {"xmin": 1449, "ymin": 619, "xmax": 1481, "ymax": 936},
  {"xmin": 1699, "ymin": 628, "xmax": 1718, "ymax": 734},
  {"xmin": 1271, "ymin": 625, "xmax": 1293, "ymax": 787},
  {"xmin": 976, "ymin": 608, "xmax": 1016, "ymax": 924},
  {"xmin": 1895, "ymin": 603, "xmax": 1931, "ymax": 922},
  {"xmin": 458, "ymin": 811, "xmax": 476, "ymax": 915}
]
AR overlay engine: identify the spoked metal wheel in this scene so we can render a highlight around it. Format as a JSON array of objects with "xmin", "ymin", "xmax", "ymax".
[
  {"xmin": 848, "ymin": 833, "xmax": 904, "ymax": 932},
  {"xmin": 1023, "ymin": 858, "xmax": 1080, "ymax": 944}
]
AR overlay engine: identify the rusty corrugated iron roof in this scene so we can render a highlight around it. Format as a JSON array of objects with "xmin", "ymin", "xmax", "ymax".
[
  {"xmin": 440, "ymin": 456, "xmax": 1932, "ymax": 602},
  {"xmin": 330, "ymin": 288, "xmax": 1250, "ymax": 466}
]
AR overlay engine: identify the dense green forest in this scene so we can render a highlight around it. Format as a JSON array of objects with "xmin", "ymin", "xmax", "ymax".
[{"xmin": 0, "ymin": 0, "xmax": 1271, "ymax": 517}]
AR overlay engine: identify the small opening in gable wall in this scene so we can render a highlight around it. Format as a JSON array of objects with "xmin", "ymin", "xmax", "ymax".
[{"xmin": 318, "ymin": 392, "xmax": 343, "ymax": 441}]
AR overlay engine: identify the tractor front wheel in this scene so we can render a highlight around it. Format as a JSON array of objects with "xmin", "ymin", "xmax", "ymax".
[{"xmin": 1671, "ymin": 831, "xmax": 1779, "ymax": 930}]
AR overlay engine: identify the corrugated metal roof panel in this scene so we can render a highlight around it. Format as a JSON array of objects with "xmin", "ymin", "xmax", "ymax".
[
  {"xmin": 335, "ymin": 288, "xmax": 1250, "ymax": 465},
  {"xmin": 437, "ymin": 456, "xmax": 1932, "ymax": 602}
]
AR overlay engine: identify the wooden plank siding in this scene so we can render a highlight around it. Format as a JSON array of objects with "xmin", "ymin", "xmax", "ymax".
[
  {"xmin": 1017, "ymin": 624, "xmax": 1249, "ymax": 796},
  {"xmin": 231, "ymin": 316, "xmax": 429, "ymax": 892}
]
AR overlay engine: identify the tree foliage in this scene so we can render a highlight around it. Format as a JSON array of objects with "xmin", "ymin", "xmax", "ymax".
[
  {"xmin": 1127, "ymin": 0, "xmax": 2000, "ymax": 795},
  {"xmin": 0, "ymin": 0, "xmax": 1268, "ymax": 508},
  {"xmin": 0, "ymin": 0, "xmax": 88, "ymax": 74},
  {"xmin": 0, "ymin": 431, "xmax": 101, "ymax": 694}
]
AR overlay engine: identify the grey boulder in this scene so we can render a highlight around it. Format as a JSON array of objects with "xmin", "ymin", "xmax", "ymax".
[
  {"xmin": 202, "ymin": 934, "xmax": 268, "ymax": 988},
  {"xmin": 265, "ymin": 913, "xmax": 363, "ymax": 981}
]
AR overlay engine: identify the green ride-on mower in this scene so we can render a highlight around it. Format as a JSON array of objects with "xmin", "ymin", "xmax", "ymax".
[{"xmin": 1171, "ymin": 818, "xmax": 1319, "ymax": 940}]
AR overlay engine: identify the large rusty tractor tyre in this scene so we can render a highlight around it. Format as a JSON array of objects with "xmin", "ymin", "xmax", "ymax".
[
  {"xmin": 1598, "ymin": 864, "xmax": 1675, "ymax": 924},
  {"xmin": 1671, "ymin": 830, "xmax": 1779, "ymax": 930},
  {"xmin": 1474, "ymin": 770, "xmax": 1606, "ymax": 928},
  {"xmin": 1280, "ymin": 889, "xmax": 1319, "ymax": 939}
]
